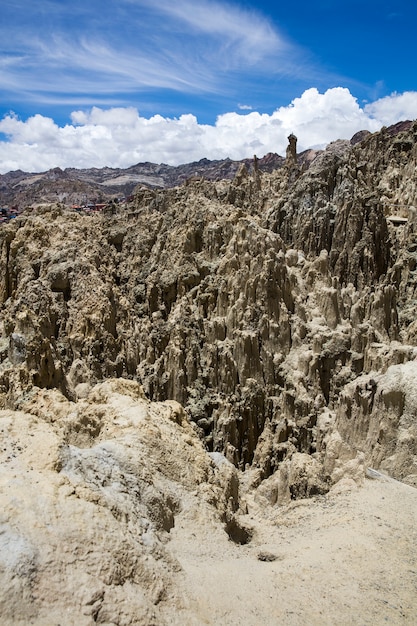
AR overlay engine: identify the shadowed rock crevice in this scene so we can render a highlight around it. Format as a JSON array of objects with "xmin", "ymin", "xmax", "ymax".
[{"xmin": 225, "ymin": 517, "xmax": 253, "ymax": 545}]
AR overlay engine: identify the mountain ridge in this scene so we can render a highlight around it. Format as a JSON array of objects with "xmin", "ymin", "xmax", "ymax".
[{"xmin": 0, "ymin": 149, "xmax": 318, "ymax": 208}]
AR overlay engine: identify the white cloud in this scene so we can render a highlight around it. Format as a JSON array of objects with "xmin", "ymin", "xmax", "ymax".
[
  {"xmin": 0, "ymin": 88, "xmax": 416, "ymax": 173},
  {"xmin": 140, "ymin": 0, "xmax": 284, "ymax": 63},
  {"xmin": 0, "ymin": 0, "xmax": 291, "ymax": 105},
  {"xmin": 364, "ymin": 92, "xmax": 417, "ymax": 125}
]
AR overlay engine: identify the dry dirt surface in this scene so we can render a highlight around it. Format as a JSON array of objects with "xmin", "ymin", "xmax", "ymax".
[{"xmin": 167, "ymin": 475, "xmax": 417, "ymax": 626}]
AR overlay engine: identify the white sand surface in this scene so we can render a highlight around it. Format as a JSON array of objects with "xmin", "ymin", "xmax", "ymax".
[{"xmin": 167, "ymin": 475, "xmax": 417, "ymax": 625}]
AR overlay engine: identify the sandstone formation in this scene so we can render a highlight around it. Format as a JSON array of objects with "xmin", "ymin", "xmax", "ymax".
[{"xmin": 0, "ymin": 121, "xmax": 417, "ymax": 623}]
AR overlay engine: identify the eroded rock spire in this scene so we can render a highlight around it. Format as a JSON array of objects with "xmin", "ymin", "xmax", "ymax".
[{"xmin": 286, "ymin": 133, "xmax": 298, "ymax": 166}]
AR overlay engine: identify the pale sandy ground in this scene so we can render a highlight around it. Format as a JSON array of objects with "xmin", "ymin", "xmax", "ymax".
[{"xmin": 166, "ymin": 474, "xmax": 417, "ymax": 625}]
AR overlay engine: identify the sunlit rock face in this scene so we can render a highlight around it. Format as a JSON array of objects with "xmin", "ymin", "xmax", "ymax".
[
  {"xmin": 0, "ymin": 379, "xmax": 240, "ymax": 624},
  {"xmin": 0, "ymin": 120, "xmax": 416, "ymax": 485}
]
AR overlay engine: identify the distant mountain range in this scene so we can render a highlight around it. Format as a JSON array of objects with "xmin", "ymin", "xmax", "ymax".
[
  {"xmin": 2, "ymin": 121, "xmax": 412, "ymax": 209},
  {"xmin": 0, "ymin": 149, "xmax": 319, "ymax": 209}
]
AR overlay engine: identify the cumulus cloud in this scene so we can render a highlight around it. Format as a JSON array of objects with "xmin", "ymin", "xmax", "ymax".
[
  {"xmin": 364, "ymin": 92, "xmax": 417, "ymax": 125},
  {"xmin": 0, "ymin": 88, "xmax": 416, "ymax": 173}
]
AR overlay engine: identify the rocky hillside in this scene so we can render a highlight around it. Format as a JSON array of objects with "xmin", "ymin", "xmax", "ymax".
[
  {"xmin": 0, "ymin": 120, "xmax": 417, "ymax": 623},
  {"xmin": 0, "ymin": 150, "xmax": 320, "ymax": 209},
  {"xmin": 1, "ymin": 120, "xmax": 416, "ymax": 477},
  {"xmin": 0, "ymin": 156, "xmax": 264, "ymax": 208}
]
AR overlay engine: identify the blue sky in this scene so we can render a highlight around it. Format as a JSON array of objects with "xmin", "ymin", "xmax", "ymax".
[{"xmin": 0, "ymin": 0, "xmax": 416, "ymax": 172}]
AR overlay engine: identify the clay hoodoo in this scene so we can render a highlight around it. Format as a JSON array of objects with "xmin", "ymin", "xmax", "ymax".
[
  {"xmin": 1, "ymin": 122, "xmax": 417, "ymax": 624},
  {"xmin": 1, "ymin": 123, "xmax": 417, "ymax": 485}
]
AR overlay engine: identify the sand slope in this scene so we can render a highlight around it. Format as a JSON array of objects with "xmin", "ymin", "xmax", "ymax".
[{"xmin": 168, "ymin": 475, "xmax": 417, "ymax": 625}]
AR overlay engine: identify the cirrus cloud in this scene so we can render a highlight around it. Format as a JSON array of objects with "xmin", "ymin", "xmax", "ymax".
[{"xmin": 0, "ymin": 0, "xmax": 292, "ymax": 106}]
